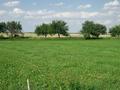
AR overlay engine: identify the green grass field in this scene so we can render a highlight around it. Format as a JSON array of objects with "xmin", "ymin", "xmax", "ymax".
[{"xmin": 0, "ymin": 39, "xmax": 120, "ymax": 90}]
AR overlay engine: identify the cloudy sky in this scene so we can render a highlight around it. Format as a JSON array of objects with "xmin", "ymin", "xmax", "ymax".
[{"xmin": 0, "ymin": 0, "xmax": 120, "ymax": 32}]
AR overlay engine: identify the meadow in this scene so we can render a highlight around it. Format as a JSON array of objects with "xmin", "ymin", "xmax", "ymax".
[{"xmin": 0, "ymin": 38, "xmax": 120, "ymax": 90}]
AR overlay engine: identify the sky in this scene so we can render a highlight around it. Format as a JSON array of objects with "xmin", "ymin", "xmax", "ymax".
[{"xmin": 0, "ymin": 0, "xmax": 120, "ymax": 32}]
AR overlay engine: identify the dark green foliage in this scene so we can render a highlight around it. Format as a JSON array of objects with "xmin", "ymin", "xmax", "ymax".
[
  {"xmin": 0, "ymin": 21, "xmax": 23, "ymax": 38},
  {"xmin": 48, "ymin": 23, "xmax": 54, "ymax": 36},
  {"xmin": 35, "ymin": 23, "xmax": 51, "ymax": 37},
  {"xmin": 91, "ymin": 24, "xmax": 106, "ymax": 38},
  {"xmin": 109, "ymin": 25, "xmax": 120, "ymax": 37},
  {"xmin": 35, "ymin": 20, "xmax": 69, "ymax": 38},
  {"xmin": 81, "ymin": 21, "xmax": 106, "ymax": 39},
  {"xmin": 0, "ymin": 22, "xmax": 7, "ymax": 33},
  {"xmin": 51, "ymin": 20, "xmax": 69, "ymax": 38},
  {"xmin": 6, "ymin": 21, "xmax": 22, "ymax": 37}
]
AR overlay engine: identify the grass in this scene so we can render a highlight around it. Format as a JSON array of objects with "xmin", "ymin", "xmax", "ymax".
[{"xmin": 0, "ymin": 38, "xmax": 120, "ymax": 90}]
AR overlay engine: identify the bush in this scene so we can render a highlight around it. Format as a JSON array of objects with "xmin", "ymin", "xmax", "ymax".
[{"xmin": 109, "ymin": 25, "xmax": 120, "ymax": 37}]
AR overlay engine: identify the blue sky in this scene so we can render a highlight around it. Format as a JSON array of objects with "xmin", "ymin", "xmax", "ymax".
[{"xmin": 0, "ymin": 0, "xmax": 120, "ymax": 32}]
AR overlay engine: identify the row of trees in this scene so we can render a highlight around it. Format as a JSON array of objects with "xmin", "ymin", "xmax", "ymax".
[
  {"xmin": 35, "ymin": 20, "xmax": 69, "ymax": 38},
  {"xmin": 35, "ymin": 20, "xmax": 120, "ymax": 39},
  {"xmin": 0, "ymin": 21, "xmax": 22, "ymax": 37},
  {"xmin": 81, "ymin": 21, "xmax": 120, "ymax": 39},
  {"xmin": 0, "ymin": 20, "xmax": 120, "ymax": 39}
]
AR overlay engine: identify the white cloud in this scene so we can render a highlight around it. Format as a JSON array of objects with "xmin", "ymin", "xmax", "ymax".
[
  {"xmin": 100, "ymin": 0, "xmax": 120, "ymax": 18},
  {"xmin": 24, "ymin": 10, "xmax": 98, "ymax": 19},
  {"xmin": 77, "ymin": 4, "xmax": 92, "ymax": 9},
  {"xmin": 24, "ymin": 9, "xmax": 55, "ymax": 19},
  {"xmin": 4, "ymin": 1, "xmax": 20, "ymax": 7},
  {"xmin": 53, "ymin": 12, "xmax": 98, "ymax": 19},
  {"xmin": 105, "ymin": 0, "xmax": 119, "ymax": 6},
  {"xmin": 0, "ymin": 10, "xmax": 6, "ymax": 16},
  {"xmin": 104, "ymin": 0, "xmax": 120, "ymax": 10},
  {"xmin": 99, "ymin": 10, "xmax": 116, "ymax": 17},
  {"xmin": 49, "ymin": 2, "xmax": 64, "ymax": 7},
  {"xmin": 27, "ymin": 9, "xmax": 54, "ymax": 15},
  {"xmin": 103, "ymin": 20, "xmax": 112, "ymax": 25},
  {"xmin": 12, "ymin": 8, "xmax": 25, "ymax": 15}
]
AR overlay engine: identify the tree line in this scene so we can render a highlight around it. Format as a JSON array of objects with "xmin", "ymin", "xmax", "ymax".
[
  {"xmin": 35, "ymin": 20, "xmax": 69, "ymax": 38},
  {"xmin": 0, "ymin": 21, "xmax": 23, "ymax": 37},
  {"xmin": 81, "ymin": 21, "xmax": 120, "ymax": 39},
  {"xmin": 0, "ymin": 20, "xmax": 120, "ymax": 39}
]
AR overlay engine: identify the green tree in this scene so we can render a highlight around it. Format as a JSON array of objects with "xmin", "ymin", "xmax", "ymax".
[
  {"xmin": 81, "ymin": 21, "xmax": 106, "ymax": 39},
  {"xmin": 7, "ymin": 21, "xmax": 22, "ymax": 37},
  {"xmin": 35, "ymin": 23, "xmax": 50, "ymax": 38},
  {"xmin": 47, "ymin": 23, "xmax": 54, "ymax": 36},
  {"xmin": 51, "ymin": 20, "xmax": 69, "ymax": 38},
  {"xmin": 109, "ymin": 25, "xmax": 120, "ymax": 37},
  {"xmin": 0, "ymin": 22, "xmax": 7, "ymax": 33},
  {"xmin": 91, "ymin": 24, "xmax": 106, "ymax": 38},
  {"xmin": 81, "ymin": 21, "xmax": 94, "ymax": 39}
]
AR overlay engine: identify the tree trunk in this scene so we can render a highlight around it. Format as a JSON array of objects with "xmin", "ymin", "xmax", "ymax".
[
  {"xmin": 45, "ymin": 34, "xmax": 47, "ymax": 38},
  {"xmin": 11, "ymin": 33, "xmax": 14, "ymax": 38},
  {"xmin": 96, "ymin": 35, "xmax": 99, "ymax": 38},
  {"xmin": 58, "ymin": 33, "xmax": 60, "ymax": 38}
]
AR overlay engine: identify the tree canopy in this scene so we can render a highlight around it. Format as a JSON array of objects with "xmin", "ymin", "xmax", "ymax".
[
  {"xmin": 35, "ymin": 20, "xmax": 69, "ymax": 38},
  {"xmin": 35, "ymin": 23, "xmax": 51, "ymax": 37},
  {"xmin": 109, "ymin": 25, "xmax": 120, "ymax": 37},
  {"xmin": 7, "ymin": 21, "xmax": 22, "ymax": 37},
  {"xmin": 51, "ymin": 20, "xmax": 69, "ymax": 38},
  {"xmin": 81, "ymin": 21, "xmax": 106, "ymax": 39},
  {"xmin": 0, "ymin": 22, "xmax": 7, "ymax": 33}
]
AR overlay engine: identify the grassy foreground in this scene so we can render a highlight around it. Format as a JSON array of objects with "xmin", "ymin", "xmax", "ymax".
[{"xmin": 0, "ymin": 39, "xmax": 120, "ymax": 90}]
